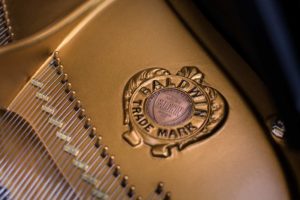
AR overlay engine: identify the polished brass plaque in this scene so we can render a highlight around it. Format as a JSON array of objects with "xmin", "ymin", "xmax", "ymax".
[{"xmin": 123, "ymin": 66, "xmax": 227, "ymax": 158}]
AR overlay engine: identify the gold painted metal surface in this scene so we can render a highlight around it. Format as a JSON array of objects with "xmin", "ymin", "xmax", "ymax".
[
  {"xmin": 52, "ymin": 0, "xmax": 289, "ymax": 199},
  {"xmin": 4, "ymin": 0, "xmax": 85, "ymax": 40},
  {"xmin": 0, "ymin": 0, "xmax": 102, "ymax": 108},
  {"xmin": 0, "ymin": 0, "xmax": 293, "ymax": 199}
]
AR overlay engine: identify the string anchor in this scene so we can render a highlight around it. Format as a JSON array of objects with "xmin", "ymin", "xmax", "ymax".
[
  {"xmin": 95, "ymin": 135, "xmax": 102, "ymax": 148},
  {"xmin": 101, "ymin": 146, "xmax": 108, "ymax": 158}
]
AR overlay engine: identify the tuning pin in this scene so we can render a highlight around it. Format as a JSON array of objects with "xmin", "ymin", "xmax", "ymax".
[
  {"xmin": 128, "ymin": 186, "xmax": 135, "ymax": 198},
  {"xmin": 61, "ymin": 73, "xmax": 68, "ymax": 84},
  {"xmin": 84, "ymin": 118, "xmax": 91, "ymax": 129},
  {"xmin": 89, "ymin": 127, "xmax": 96, "ymax": 138},
  {"xmin": 95, "ymin": 135, "xmax": 102, "ymax": 148},
  {"xmin": 74, "ymin": 100, "xmax": 81, "ymax": 111},
  {"xmin": 136, "ymin": 196, "xmax": 143, "ymax": 200},
  {"xmin": 113, "ymin": 165, "xmax": 121, "ymax": 177},
  {"xmin": 121, "ymin": 176, "xmax": 128, "ymax": 187},
  {"xmin": 155, "ymin": 182, "xmax": 164, "ymax": 194},
  {"xmin": 79, "ymin": 108, "xmax": 86, "ymax": 119},
  {"xmin": 65, "ymin": 83, "xmax": 72, "ymax": 93},
  {"xmin": 57, "ymin": 65, "xmax": 64, "ymax": 75},
  {"xmin": 101, "ymin": 146, "xmax": 108, "ymax": 158},
  {"xmin": 107, "ymin": 155, "xmax": 115, "ymax": 167},
  {"xmin": 69, "ymin": 91, "xmax": 76, "ymax": 101},
  {"xmin": 163, "ymin": 192, "xmax": 171, "ymax": 200}
]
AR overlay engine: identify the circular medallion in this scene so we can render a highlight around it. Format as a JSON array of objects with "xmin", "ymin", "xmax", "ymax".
[
  {"xmin": 128, "ymin": 75, "xmax": 211, "ymax": 141},
  {"xmin": 122, "ymin": 67, "xmax": 227, "ymax": 158},
  {"xmin": 145, "ymin": 88, "xmax": 193, "ymax": 127}
]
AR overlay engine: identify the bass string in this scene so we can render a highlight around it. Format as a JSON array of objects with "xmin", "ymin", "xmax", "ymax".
[
  {"xmin": 0, "ymin": 64, "xmax": 57, "ymax": 183},
  {"xmin": 37, "ymin": 65, "xmax": 131, "ymax": 198},
  {"xmin": 0, "ymin": 61, "xmax": 81, "ymax": 198},
  {"xmin": 27, "ymin": 106, "xmax": 85, "ymax": 199},
  {"xmin": 28, "ymin": 64, "xmax": 129, "ymax": 198},
  {"xmin": 0, "ymin": 63, "xmax": 53, "ymax": 137},
  {"xmin": 0, "ymin": 64, "xmax": 55, "ymax": 139},
  {"xmin": 4, "ymin": 93, "xmax": 77, "ymax": 199},
  {"xmin": 0, "ymin": 69, "xmax": 64, "ymax": 183},
  {"xmin": 0, "ymin": 67, "xmax": 71, "ymax": 194},
  {"xmin": 12, "ymin": 88, "xmax": 78, "ymax": 199},
  {"xmin": 0, "ymin": 59, "xmax": 77, "ymax": 200},
  {"xmin": 7, "ymin": 63, "xmax": 99, "ymax": 199},
  {"xmin": 7, "ymin": 77, "xmax": 79, "ymax": 198},
  {"xmin": 1, "ymin": 54, "xmax": 137, "ymax": 199},
  {"xmin": 0, "ymin": 67, "xmax": 67, "ymax": 197}
]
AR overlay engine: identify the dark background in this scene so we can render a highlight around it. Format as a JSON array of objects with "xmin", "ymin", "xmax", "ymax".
[{"xmin": 193, "ymin": 0, "xmax": 300, "ymax": 147}]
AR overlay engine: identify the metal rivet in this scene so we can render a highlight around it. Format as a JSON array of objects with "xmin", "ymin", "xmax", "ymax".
[
  {"xmin": 65, "ymin": 83, "xmax": 72, "ymax": 93},
  {"xmin": 107, "ymin": 155, "xmax": 115, "ymax": 167},
  {"xmin": 164, "ymin": 192, "xmax": 171, "ymax": 200},
  {"xmin": 128, "ymin": 186, "xmax": 135, "ymax": 197},
  {"xmin": 121, "ymin": 176, "xmax": 128, "ymax": 187},
  {"xmin": 113, "ymin": 165, "xmax": 121, "ymax": 177},
  {"xmin": 79, "ymin": 108, "xmax": 86, "ymax": 119},
  {"xmin": 69, "ymin": 91, "xmax": 76, "ymax": 101},
  {"xmin": 53, "ymin": 51, "xmax": 59, "ymax": 59},
  {"xmin": 61, "ymin": 73, "xmax": 68, "ymax": 83},
  {"xmin": 155, "ymin": 182, "xmax": 164, "ymax": 194},
  {"xmin": 57, "ymin": 65, "xmax": 64, "ymax": 75},
  {"xmin": 84, "ymin": 118, "xmax": 91, "ymax": 129},
  {"xmin": 90, "ymin": 127, "xmax": 96, "ymax": 138},
  {"xmin": 95, "ymin": 136, "xmax": 102, "ymax": 148},
  {"xmin": 101, "ymin": 146, "xmax": 108, "ymax": 158},
  {"xmin": 74, "ymin": 100, "xmax": 81, "ymax": 111}
]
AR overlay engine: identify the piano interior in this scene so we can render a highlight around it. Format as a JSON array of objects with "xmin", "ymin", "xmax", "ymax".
[{"xmin": 0, "ymin": 0, "xmax": 299, "ymax": 199}]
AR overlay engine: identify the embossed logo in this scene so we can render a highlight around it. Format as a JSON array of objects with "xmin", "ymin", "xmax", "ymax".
[{"xmin": 122, "ymin": 67, "xmax": 227, "ymax": 158}]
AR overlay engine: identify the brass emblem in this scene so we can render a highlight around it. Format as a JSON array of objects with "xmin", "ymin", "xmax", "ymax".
[{"xmin": 122, "ymin": 67, "xmax": 227, "ymax": 158}]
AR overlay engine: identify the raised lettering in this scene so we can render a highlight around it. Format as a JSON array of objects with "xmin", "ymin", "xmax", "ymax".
[
  {"xmin": 144, "ymin": 124, "xmax": 154, "ymax": 132},
  {"xmin": 139, "ymin": 87, "xmax": 151, "ymax": 96},
  {"xmin": 169, "ymin": 129, "xmax": 178, "ymax": 139},
  {"xmin": 157, "ymin": 129, "xmax": 168, "ymax": 137},
  {"xmin": 138, "ymin": 119, "xmax": 148, "ymax": 126},
  {"xmin": 177, "ymin": 127, "xmax": 189, "ymax": 137},
  {"xmin": 132, "ymin": 107, "xmax": 142, "ymax": 114},
  {"xmin": 152, "ymin": 80, "xmax": 164, "ymax": 91},
  {"xmin": 166, "ymin": 78, "xmax": 176, "ymax": 87},
  {"xmin": 133, "ymin": 114, "xmax": 144, "ymax": 121},
  {"xmin": 185, "ymin": 122, "xmax": 197, "ymax": 133}
]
